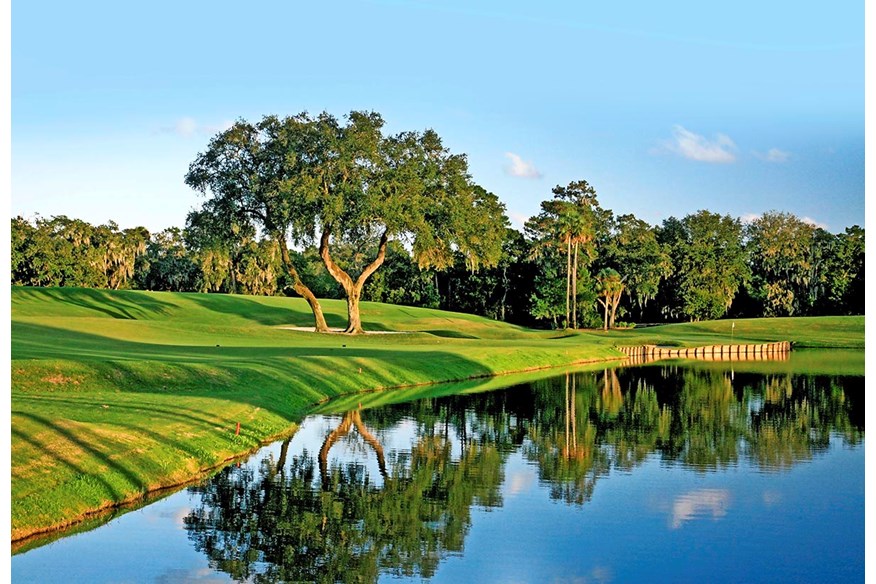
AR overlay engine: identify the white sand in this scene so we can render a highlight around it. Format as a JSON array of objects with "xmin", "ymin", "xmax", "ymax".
[{"xmin": 277, "ymin": 326, "xmax": 410, "ymax": 334}]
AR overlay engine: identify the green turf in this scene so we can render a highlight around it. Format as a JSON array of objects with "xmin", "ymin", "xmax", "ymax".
[
  {"xmin": 10, "ymin": 286, "xmax": 864, "ymax": 541},
  {"xmin": 592, "ymin": 316, "xmax": 864, "ymax": 349}
]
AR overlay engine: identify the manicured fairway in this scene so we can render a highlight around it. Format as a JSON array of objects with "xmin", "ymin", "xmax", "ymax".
[{"xmin": 10, "ymin": 286, "xmax": 864, "ymax": 541}]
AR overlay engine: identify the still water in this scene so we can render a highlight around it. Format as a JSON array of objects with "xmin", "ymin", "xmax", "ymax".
[{"xmin": 12, "ymin": 353, "xmax": 864, "ymax": 583}]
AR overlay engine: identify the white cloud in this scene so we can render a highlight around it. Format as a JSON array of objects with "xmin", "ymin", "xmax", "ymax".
[
  {"xmin": 204, "ymin": 119, "xmax": 235, "ymax": 134},
  {"xmin": 504, "ymin": 152, "xmax": 543, "ymax": 178},
  {"xmin": 740, "ymin": 213, "xmax": 761, "ymax": 224},
  {"xmin": 800, "ymin": 216, "xmax": 828, "ymax": 230},
  {"xmin": 753, "ymin": 148, "xmax": 791, "ymax": 163},
  {"xmin": 660, "ymin": 125, "xmax": 737, "ymax": 163},
  {"xmin": 161, "ymin": 117, "xmax": 234, "ymax": 138},
  {"xmin": 505, "ymin": 469, "xmax": 536, "ymax": 496},
  {"xmin": 507, "ymin": 210, "xmax": 529, "ymax": 229},
  {"xmin": 763, "ymin": 490, "xmax": 783, "ymax": 507},
  {"xmin": 175, "ymin": 117, "xmax": 198, "ymax": 137}
]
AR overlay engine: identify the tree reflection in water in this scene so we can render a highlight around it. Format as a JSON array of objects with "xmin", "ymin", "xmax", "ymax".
[
  {"xmin": 185, "ymin": 407, "xmax": 505, "ymax": 583},
  {"xmin": 184, "ymin": 365, "xmax": 862, "ymax": 582}
]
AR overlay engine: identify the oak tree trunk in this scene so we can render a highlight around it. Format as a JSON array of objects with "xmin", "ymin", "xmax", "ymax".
[
  {"xmin": 275, "ymin": 437, "xmax": 291, "ymax": 475},
  {"xmin": 278, "ymin": 238, "xmax": 329, "ymax": 332},
  {"xmin": 319, "ymin": 412, "xmax": 354, "ymax": 490},
  {"xmin": 351, "ymin": 410, "xmax": 387, "ymax": 479},
  {"xmin": 318, "ymin": 410, "xmax": 387, "ymax": 489},
  {"xmin": 320, "ymin": 227, "xmax": 390, "ymax": 334},
  {"xmin": 345, "ymin": 287, "xmax": 363, "ymax": 334}
]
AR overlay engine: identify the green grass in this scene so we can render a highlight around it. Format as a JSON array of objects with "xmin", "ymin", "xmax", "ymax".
[
  {"xmin": 594, "ymin": 316, "xmax": 864, "ymax": 349},
  {"xmin": 10, "ymin": 286, "xmax": 864, "ymax": 541}
]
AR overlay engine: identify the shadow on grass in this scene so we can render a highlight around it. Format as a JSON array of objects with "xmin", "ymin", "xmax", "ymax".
[
  {"xmin": 10, "ymin": 399, "xmax": 269, "ymax": 545},
  {"xmin": 186, "ymin": 294, "xmax": 399, "ymax": 333},
  {"xmin": 10, "ymin": 320, "xmax": 505, "ymax": 539},
  {"xmin": 14, "ymin": 394, "xmax": 237, "ymax": 435},
  {"xmin": 423, "ymin": 330, "xmax": 479, "ymax": 339},
  {"xmin": 185, "ymin": 293, "xmax": 350, "ymax": 328},
  {"xmin": 12, "ymin": 321, "xmax": 468, "ymax": 365},
  {"xmin": 13, "ymin": 412, "xmax": 147, "ymax": 498},
  {"xmin": 13, "ymin": 287, "xmax": 179, "ymax": 320}
]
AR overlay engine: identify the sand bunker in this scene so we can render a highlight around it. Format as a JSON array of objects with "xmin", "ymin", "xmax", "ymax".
[{"xmin": 278, "ymin": 326, "xmax": 410, "ymax": 334}]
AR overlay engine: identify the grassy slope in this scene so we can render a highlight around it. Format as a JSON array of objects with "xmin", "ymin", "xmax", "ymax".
[{"xmin": 10, "ymin": 286, "xmax": 864, "ymax": 540}]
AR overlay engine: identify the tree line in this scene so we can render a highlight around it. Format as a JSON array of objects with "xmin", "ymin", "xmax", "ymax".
[{"xmin": 11, "ymin": 111, "xmax": 864, "ymax": 329}]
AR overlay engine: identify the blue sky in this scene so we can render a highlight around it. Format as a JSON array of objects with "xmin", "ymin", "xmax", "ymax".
[{"xmin": 11, "ymin": 0, "xmax": 865, "ymax": 233}]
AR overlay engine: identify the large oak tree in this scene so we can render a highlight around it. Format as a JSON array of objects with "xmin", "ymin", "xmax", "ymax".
[
  {"xmin": 186, "ymin": 111, "xmax": 507, "ymax": 334},
  {"xmin": 745, "ymin": 211, "xmax": 815, "ymax": 316},
  {"xmin": 185, "ymin": 116, "xmax": 333, "ymax": 331}
]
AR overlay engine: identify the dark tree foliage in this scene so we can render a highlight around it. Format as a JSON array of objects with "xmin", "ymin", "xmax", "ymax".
[
  {"xmin": 525, "ymin": 245, "xmax": 567, "ymax": 328},
  {"xmin": 525, "ymin": 181, "xmax": 607, "ymax": 329},
  {"xmin": 184, "ymin": 201, "xmax": 258, "ymax": 293},
  {"xmin": 734, "ymin": 219, "xmax": 864, "ymax": 318},
  {"xmin": 185, "ymin": 414, "xmax": 505, "ymax": 582},
  {"xmin": 436, "ymin": 228, "xmax": 535, "ymax": 324},
  {"xmin": 134, "ymin": 228, "xmax": 201, "ymax": 292},
  {"xmin": 185, "ymin": 112, "xmax": 508, "ymax": 334},
  {"xmin": 185, "ymin": 115, "xmax": 334, "ymax": 331},
  {"xmin": 816, "ymin": 225, "xmax": 864, "ymax": 315},
  {"xmin": 596, "ymin": 213, "xmax": 671, "ymax": 322},
  {"xmin": 362, "ymin": 241, "xmax": 440, "ymax": 308},
  {"xmin": 744, "ymin": 211, "xmax": 815, "ymax": 316},
  {"xmin": 655, "ymin": 211, "xmax": 748, "ymax": 322}
]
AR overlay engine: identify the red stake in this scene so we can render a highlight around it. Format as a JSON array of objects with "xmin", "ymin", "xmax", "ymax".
[{"xmin": 235, "ymin": 422, "xmax": 240, "ymax": 435}]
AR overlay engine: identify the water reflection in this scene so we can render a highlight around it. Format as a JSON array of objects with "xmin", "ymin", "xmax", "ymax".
[
  {"xmin": 184, "ymin": 365, "xmax": 862, "ymax": 582},
  {"xmin": 185, "ymin": 408, "xmax": 505, "ymax": 582},
  {"xmin": 670, "ymin": 489, "xmax": 731, "ymax": 529}
]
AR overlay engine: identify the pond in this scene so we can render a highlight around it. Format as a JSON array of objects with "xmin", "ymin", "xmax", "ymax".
[{"xmin": 12, "ymin": 351, "xmax": 864, "ymax": 583}]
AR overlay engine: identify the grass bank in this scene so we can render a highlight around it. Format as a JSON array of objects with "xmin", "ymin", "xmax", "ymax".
[
  {"xmin": 595, "ymin": 316, "xmax": 865, "ymax": 349},
  {"xmin": 10, "ymin": 286, "xmax": 864, "ymax": 541}
]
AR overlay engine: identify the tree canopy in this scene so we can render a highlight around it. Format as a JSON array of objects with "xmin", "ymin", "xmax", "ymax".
[
  {"xmin": 600, "ymin": 213, "xmax": 671, "ymax": 317},
  {"xmin": 659, "ymin": 211, "xmax": 749, "ymax": 321}
]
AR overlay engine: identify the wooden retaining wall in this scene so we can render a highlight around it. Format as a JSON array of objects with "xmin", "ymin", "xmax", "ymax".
[{"xmin": 617, "ymin": 341, "xmax": 791, "ymax": 363}]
